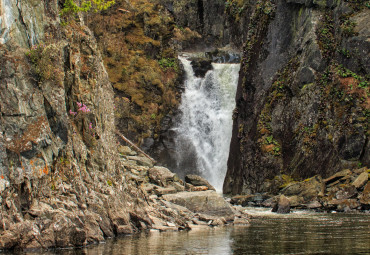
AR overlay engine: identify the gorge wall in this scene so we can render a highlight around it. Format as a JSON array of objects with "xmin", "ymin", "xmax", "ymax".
[{"xmin": 224, "ymin": 0, "xmax": 369, "ymax": 195}]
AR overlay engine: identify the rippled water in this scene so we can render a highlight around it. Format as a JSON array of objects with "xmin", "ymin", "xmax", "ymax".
[{"xmin": 11, "ymin": 209, "xmax": 370, "ymax": 255}]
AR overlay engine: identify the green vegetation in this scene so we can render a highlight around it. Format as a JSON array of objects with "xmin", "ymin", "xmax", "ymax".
[
  {"xmin": 240, "ymin": 0, "xmax": 276, "ymax": 76},
  {"xmin": 26, "ymin": 44, "xmax": 63, "ymax": 86},
  {"xmin": 88, "ymin": 0, "xmax": 183, "ymax": 144},
  {"xmin": 158, "ymin": 58, "xmax": 178, "ymax": 71},
  {"xmin": 316, "ymin": 11, "xmax": 335, "ymax": 59},
  {"xmin": 60, "ymin": 0, "xmax": 115, "ymax": 16}
]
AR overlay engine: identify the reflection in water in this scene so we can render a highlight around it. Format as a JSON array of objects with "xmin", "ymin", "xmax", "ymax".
[{"xmin": 6, "ymin": 210, "xmax": 370, "ymax": 255}]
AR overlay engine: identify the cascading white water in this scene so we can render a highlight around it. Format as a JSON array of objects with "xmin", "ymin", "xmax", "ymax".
[{"xmin": 174, "ymin": 55, "xmax": 240, "ymax": 191}]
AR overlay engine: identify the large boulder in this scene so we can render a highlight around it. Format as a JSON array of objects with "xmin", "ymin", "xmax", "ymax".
[
  {"xmin": 281, "ymin": 176, "xmax": 324, "ymax": 201},
  {"xmin": 162, "ymin": 191, "xmax": 234, "ymax": 217},
  {"xmin": 185, "ymin": 174, "xmax": 215, "ymax": 191},
  {"xmin": 272, "ymin": 195, "xmax": 290, "ymax": 214}
]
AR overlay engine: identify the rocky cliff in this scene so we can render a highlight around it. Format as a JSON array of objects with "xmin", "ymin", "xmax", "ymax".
[
  {"xmin": 224, "ymin": 0, "xmax": 369, "ymax": 195},
  {"xmin": 0, "ymin": 0, "xmax": 246, "ymax": 250}
]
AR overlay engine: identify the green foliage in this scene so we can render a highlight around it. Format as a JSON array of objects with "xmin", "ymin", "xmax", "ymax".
[
  {"xmin": 341, "ymin": 19, "xmax": 357, "ymax": 37},
  {"xmin": 60, "ymin": 0, "xmax": 115, "ymax": 16},
  {"xmin": 336, "ymin": 65, "xmax": 369, "ymax": 89},
  {"xmin": 107, "ymin": 179, "xmax": 113, "ymax": 186},
  {"xmin": 339, "ymin": 48, "xmax": 351, "ymax": 58},
  {"xmin": 158, "ymin": 58, "xmax": 178, "ymax": 71},
  {"xmin": 317, "ymin": 12, "xmax": 335, "ymax": 59}
]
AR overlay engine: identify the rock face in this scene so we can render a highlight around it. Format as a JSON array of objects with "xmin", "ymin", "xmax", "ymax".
[
  {"xmin": 161, "ymin": 0, "xmax": 249, "ymax": 49},
  {"xmin": 224, "ymin": 0, "xmax": 370, "ymax": 195},
  {"xmin": 0, "ymin": 0, "xmax": 243, "ymax": 251}
]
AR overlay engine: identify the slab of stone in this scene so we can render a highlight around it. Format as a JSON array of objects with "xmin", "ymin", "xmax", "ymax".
[
  {"xmin": 185, "ymin": 174, "xmax": 215, "ymax": 191},
  {"xmin": 324, "ymin": 169, "xmax": 352, "ymax": 185},
  {"xmin": 162, "ymin": 191, "xmax": 234, "ymax": 217},
  {"xmin": 153, "ymin": 186, "xmax": 177, "ymax": 196},
  {"xmin": 352, "ymin": 172, "xmax": 368, "ymax": 189},
  {"xmin": 127, "ymin": 156, "xmax": 153, "ymax": 167}
]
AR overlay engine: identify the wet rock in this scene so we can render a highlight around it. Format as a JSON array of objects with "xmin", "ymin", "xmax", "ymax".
[
  {"xmin": 162, "ymin": 191, "xmax": 234, "ymax": 217},
  {"xmin": 190, "ymin": 58, "xmax": 213, "ymax": 78},
  {"xmin": 210, "ymin": 218, "xmax": 226, "ymax": 226},
  {"xmin": 230, "ymin": 195, "xmax": 255, "ymax": 206},
  {"xmin": 116, "ymin": 225, "xmax": 134, "ymax": 235},
  {"xmin": 185, "ymin": 174, "xmax": 216, "ymax": 191},
  {"xmin": 352, "ymin": 172, "xmax": 369, "ymax": 189},
  {"xmin": 272, "ymin": 195, "xmax": 290, "ymax": 214}
]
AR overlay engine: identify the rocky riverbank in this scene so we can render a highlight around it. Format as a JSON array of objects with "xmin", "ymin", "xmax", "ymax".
[
  {"xmin": 0, "ymin": 145, "xmax": 248, "ymax": 251},
  {"xmin": 230, "ymin": 167, "xmax": 370, "ymax": 213}
]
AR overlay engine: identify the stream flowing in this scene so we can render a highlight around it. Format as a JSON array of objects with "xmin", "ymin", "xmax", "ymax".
[{"xmin": 173, "ymin": 55, "xmax": 240, "ymax": 191}]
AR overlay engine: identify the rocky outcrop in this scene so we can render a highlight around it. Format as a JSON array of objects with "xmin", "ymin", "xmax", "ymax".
[
  {"xmin": 231, "ymin": 167, "xmax": 370, "ymax": 212},
  {"xmin": 224, "ymin": 0, "xmax": 369, "ymax": 195}
]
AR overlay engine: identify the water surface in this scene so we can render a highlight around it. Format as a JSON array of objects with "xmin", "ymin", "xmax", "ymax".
[{"xmin": 14, "ymin": 208, "xmax": 370, "ymax": 255}]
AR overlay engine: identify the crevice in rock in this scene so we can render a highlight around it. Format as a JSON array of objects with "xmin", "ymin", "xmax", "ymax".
[
  {"xmin": 16, "ymin": 0, "xmax": 31, "ymax": 47},
  {"xmin": 197, "ymin": 0, "xmax": 204, "ymax": 30}
]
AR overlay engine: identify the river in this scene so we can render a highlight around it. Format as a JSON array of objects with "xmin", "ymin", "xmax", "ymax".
[{"xmin": 7, "ymin": 208, "xmax": 369, "ymax": 255}]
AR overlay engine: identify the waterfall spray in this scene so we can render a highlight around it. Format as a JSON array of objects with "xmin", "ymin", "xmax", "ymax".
[{"xmin": 174, "ymin": 55, "xmax": 240, "ymax": 191}]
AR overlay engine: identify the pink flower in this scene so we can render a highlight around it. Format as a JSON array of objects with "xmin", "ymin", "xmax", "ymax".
[
  {"xmin": 89, "ymin": 123, "xmax": 93, "ymax": 129},
  {"xmin": 77, "ymin": 102, "xmax": 82, "ymax": 108},
  {"xmin": 69, "ymin": 110, "xmax": 77, "ymax": 116}
]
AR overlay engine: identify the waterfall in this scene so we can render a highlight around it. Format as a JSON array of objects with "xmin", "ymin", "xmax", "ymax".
[{"xmin": 174, "ymin": 55, "xmax": 240, "ymax": 191}]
